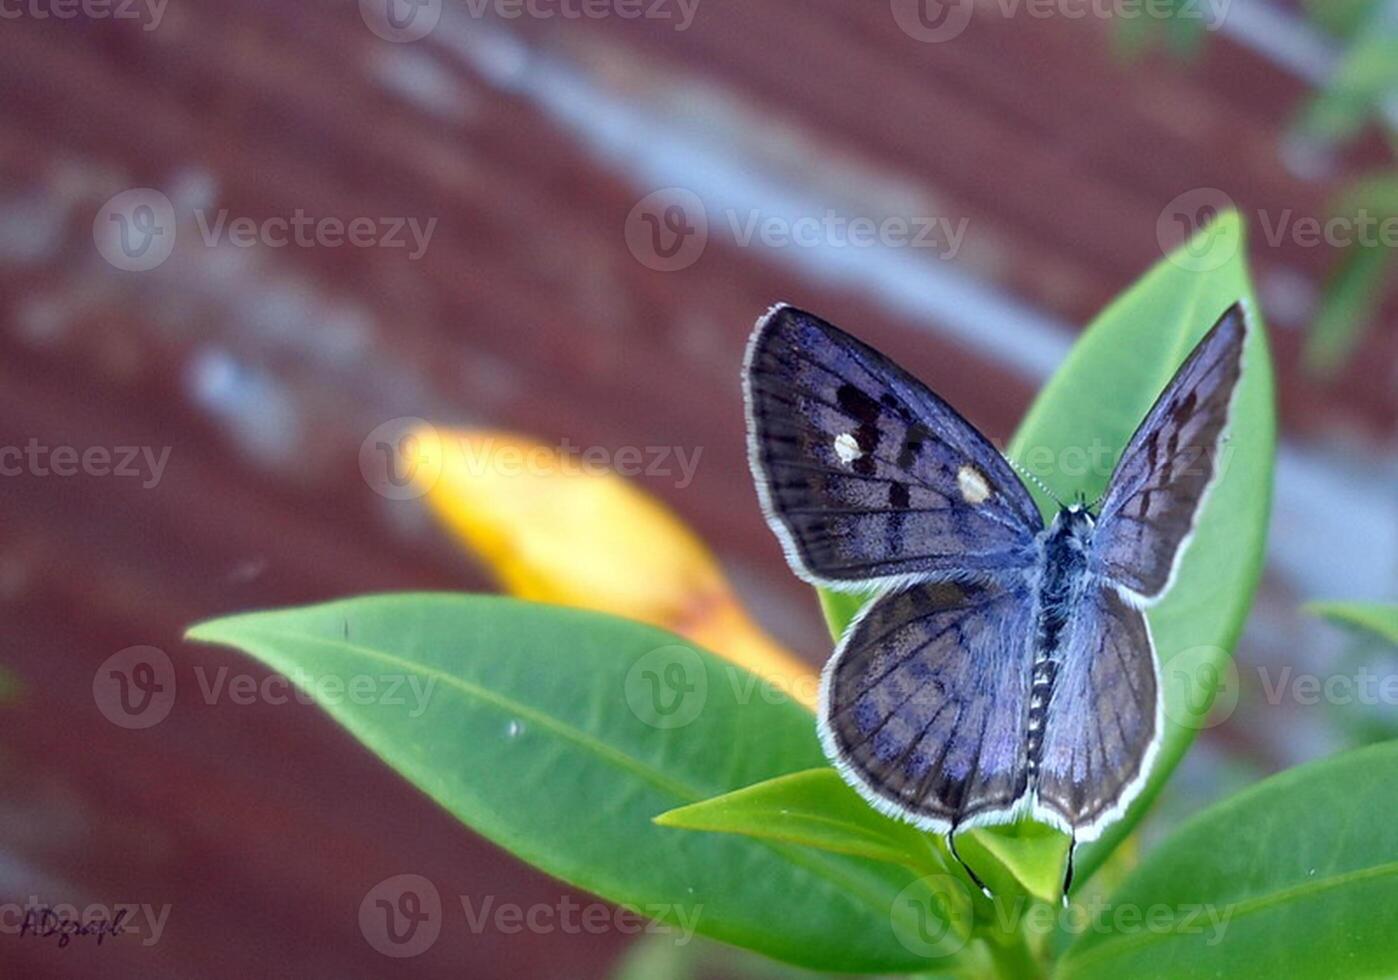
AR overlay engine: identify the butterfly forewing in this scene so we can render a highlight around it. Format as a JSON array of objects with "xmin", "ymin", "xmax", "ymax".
[
  {"xmin": 822, "ymin": 580, "xmax": 1037, "ymax": 830},
  {"xmin": 1090, "ymin": 303, "xmax": 1248, "ymax": 600},
  {"xmin": 744, "ymin": 305, "xmax": 1043, "ymax": 590}
]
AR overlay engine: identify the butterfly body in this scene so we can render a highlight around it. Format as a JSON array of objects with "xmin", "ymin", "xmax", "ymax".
[
  {"xmin": 1025, "ymin": 505, "xmax": 1095, "ymax": 778},
  {"xmin": 743, "ymin": 302, "xmax": 1246, "ymax": 850}
]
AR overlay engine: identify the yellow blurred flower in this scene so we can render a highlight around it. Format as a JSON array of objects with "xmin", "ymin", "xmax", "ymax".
[{"xmin": 410, "ymin": 425, "xmax": 818, "ymax": 709}]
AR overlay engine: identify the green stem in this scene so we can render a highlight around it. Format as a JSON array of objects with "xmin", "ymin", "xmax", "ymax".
[{"xmin": 984, "ymin": 925, "xmax": 1046, "ymax": 980}]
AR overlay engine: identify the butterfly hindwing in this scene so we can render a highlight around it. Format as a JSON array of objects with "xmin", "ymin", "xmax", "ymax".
[
  {"xmin": 744, "ymin": 304, "xmax": 1043, "ymax": 590},
  {"xmin": 820, "ymin": 579, "xmax": 1037, "ymax": 830},
  {"xmin": 1090, "ymin": 303, "xmax": 1248, "ymax": 601},
  {"xmin": 1034, "ymin": 582, "xmax": 1160, "ymax": 839}
]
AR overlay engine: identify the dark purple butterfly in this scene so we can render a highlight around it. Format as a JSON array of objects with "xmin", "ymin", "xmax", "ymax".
[{"xmin": 742, "ymin": 302, "xmax": 1247, "ymax": 893}]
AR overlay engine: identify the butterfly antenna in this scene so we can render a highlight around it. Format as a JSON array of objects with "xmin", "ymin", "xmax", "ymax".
[
  {"xmin": 1061, "ymin": 834, "xmax": 1077, "ymax": 908},
  {"xmin": 947, "ymin": 824, "xmax": 992, "ymax": 899},
  {"xmin": 1003, "ymin": 454, "xmax": 1067, "ymax": 510}
]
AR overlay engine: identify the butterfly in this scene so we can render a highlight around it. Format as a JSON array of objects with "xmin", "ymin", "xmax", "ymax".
[{"xmin": 742, "ymin": 302, "xmax": 1247, "ymax": 895}]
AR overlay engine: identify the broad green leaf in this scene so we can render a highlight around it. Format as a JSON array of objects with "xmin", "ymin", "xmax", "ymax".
[
  {"xmin": 659, "ymin": 769, "xmax": 1069, "ymax": 910},
  {"xmin": 1006, "ymin": 210, "xmax": 1273, "ymax": 884},
  {"xmin": 1305, "ymin": 600, "xmax": 1398, "ymax": 644},
  {"xmin": 1054, "ymin": 741, "xmax": 1398, "ymax": 978},
  {"xmin": 817, "ymin": 212, "xmax": 1274, "ymax": 893},
  {"xmin": 186, "ymin": 595, "xmax": 963, "ymax": 973},
  {"xmin": 656, "ymin": 769, "xmax": 946, "ymax": 875}
]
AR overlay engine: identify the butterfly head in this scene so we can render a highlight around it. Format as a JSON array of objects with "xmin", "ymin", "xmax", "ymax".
[{"xmin": 1054, "ymin": 499, "xmax": 1096, "ymax": 546}]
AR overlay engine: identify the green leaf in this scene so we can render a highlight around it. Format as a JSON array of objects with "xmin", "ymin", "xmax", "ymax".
[
  {"xmin": 817, "ymin": 589, "xmax": 872, "ymax": 642},
  {"xmin": 1305, "ymin": 600, "xmax": 1398, "ymax": 644},
  {"xmin": 1302, "ymin": 0, "xmax": 1382, "ymax": 40},
  {"xmin": 1303, "ymin": 241, "xmax": 1391, "ymax": 376},
  {"xmin": 1054, "ymin": 741, "xmax": 1398, "ymax": 979},
  {"xmin": 1294, "ymin": 6, "xmax": 1398, "ymax": 148},
  {"xmin": 1009, "ymin": 210, "xmax": 1274, "ymax": 884},
  {"xmin": 186, "ymin": 594, "xmax": 961, "ymax": 973},
  {"xmin": 656, "ymin": 769, "xmax": 946, "ymax": 875},
  {"xmin": 816, "ymin": 211, "xmax": 1274, "ymax": 893}
]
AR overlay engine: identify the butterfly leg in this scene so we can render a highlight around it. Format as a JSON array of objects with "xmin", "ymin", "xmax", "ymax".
[
  {"xmin": 947, "ymin": 822, "xmax": 992, "ymax": 899},
  {"xmin": 1061, "ymin": 833, "xmax": 1076, "ymax": 907}
]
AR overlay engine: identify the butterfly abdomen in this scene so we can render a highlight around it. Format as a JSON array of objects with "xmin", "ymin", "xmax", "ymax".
[{"xmin": 1026, "ymin": 508, "xmax": 1095, "ymax": 776}]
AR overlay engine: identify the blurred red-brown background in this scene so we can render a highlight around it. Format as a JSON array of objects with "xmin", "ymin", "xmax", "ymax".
[{"xmin": 0, "ymin": 1, "xmax": 1394, "ymax": 977}]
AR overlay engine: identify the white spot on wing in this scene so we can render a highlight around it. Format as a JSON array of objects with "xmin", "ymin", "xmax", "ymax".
[
  {"xmin": 957, "ymin": 463, "xmax": 991, "ymax": 504},
  {"xmin": 834, "ymin": 432, "xmax": 863, "ymax": 466}
]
